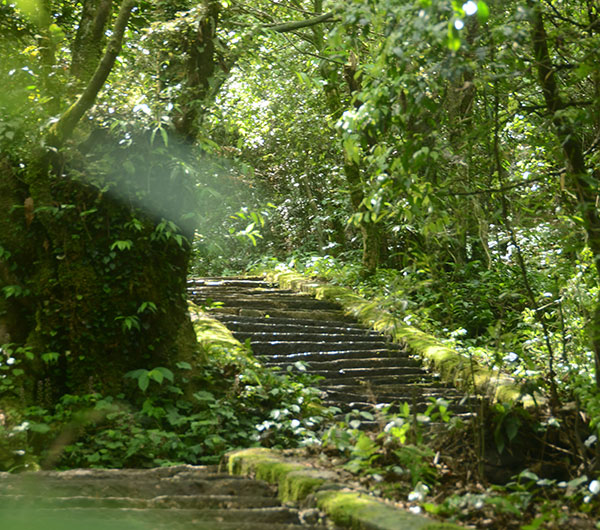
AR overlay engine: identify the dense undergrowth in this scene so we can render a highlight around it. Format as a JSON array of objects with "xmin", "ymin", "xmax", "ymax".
[
  {"xmin": 246, "ymin": 254, "xmax": 600, "ymax": 529},
  {"xmin": 0, "ymin": 305, "xmax": 332, "ymax": 471}
]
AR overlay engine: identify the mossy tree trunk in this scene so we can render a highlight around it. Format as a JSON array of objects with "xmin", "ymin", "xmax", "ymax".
[{"xmin": 0, "ymin": 0, "xmax": 201, "ymax": 404}]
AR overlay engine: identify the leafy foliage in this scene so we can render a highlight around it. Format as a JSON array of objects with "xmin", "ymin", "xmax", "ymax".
[{"xmin": 0, "ymin": 322, "xmax": 332, "ymax": 470}]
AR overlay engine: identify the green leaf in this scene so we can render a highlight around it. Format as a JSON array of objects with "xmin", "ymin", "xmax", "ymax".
[
  {"xmin": 41, "ymin": 352, "xmax": 59, "ymax": 363},
  {"xmin": 505, "ymin": 416, "xmax": 519, "ymax": 441},
  {"xmin": 138, "ymin": 373, "xmax": 149, "ymax": 392},
  {"xmin": 137, "ymin": 301, "xmax": 157, "ymax": 314},
  {"xmin": 476, "ymin": 1, "xmax": 489, "ymax": 23},
  {"xmin": 447, "ymin": 23, "xmax": 461, "ymax": 51},
  {"xmin": 29, "ymin": 422, "xmax": 51, "ymax": 433},
  {"xmin": 160, "ymin": 127, "xmax": 169, "ymax": 147},
  {"xmin": 176, "ymin": 361, "xmax": 192, "ymax": 370},
  {"xmin": 155, "ymin": 366, "xmax": 174, "ymax": 383},
  {"xmin": 149, "ymin": 369, "xmax": 164, "ymax": 384},
  {"xmin": 110, "ymin": 239, "xmax": 133, "ymax": 251}
]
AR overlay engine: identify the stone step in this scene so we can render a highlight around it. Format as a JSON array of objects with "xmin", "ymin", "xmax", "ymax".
[
  {"xmin": 214, "ymin": 314, "xmax": 369, "ymax": 331},
  {"xmin": 0, "ymin": 475, "xmax": 275, "ymax": 498},
  {"xmin": 319, "ymin": 373, "xmax": 435, "ymax": 385},
  {"xmin": 323, "ymin": 382, "xmax": 462, "ymax": 396},
  {"xmin": 251, "ymin": 341, "xmax": 405, "ymax": 355},
  {"xmin": 212, "ymin": 307, "xmax": 354, "ymax": 322},
  {"xmin": 0, "ymin": 466, "xmax": 334, "ymax": 530},
  {"xmin": 0, "ymin": 493, "xmax": 282, "ymax": 509},
  {"xmin": 304, "ymin": 366, "xmax": 427, "ymax": 380},
  {"xmin": 190, "ymin": 297, "xmax": 343, "ymax": 311},
  {"xmin": 222, "ymin": 322, "xmax": 380, "ymax": 337},
  {"xmin": 265, "ymin": 356, "xmax": 420, "ymax": 371},
  {"xmin": 266, "ymin": 349, "xmax": 407, "ymax": 362},
  {"xmin": 322, "ymin": 389, "xmax": 469, "ymax": 406},
  {"xmin": 0, "ymin": 506, "xmax": 302, "ymax": 524},
  {"xmin": 190, "ymin": 289, "xmax": 313, "ymax": 299},
  {"xmin": 232, "ymin": 331, "xmax": 390, "ymax": 343},
  {"xmin": 188, "ymin": 278, "xmax": 272, "ymax": 288}
]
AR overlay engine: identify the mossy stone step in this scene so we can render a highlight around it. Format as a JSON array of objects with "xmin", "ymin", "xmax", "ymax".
[
  {"xmin": 267, "ymin": 349, "xmax": 407, "ymax": 361},
  {"xmin": 0, "ymin": 466, "xmax": 335, "ymax": 530},
  {"xmin": 191, "ymin": 296, "xmax": 343, "ymax": 311},
  {"xmin": 250, "ymin": 340, "xmax": 405, "ymax": 355},
  {"xmin": 215, "ymin": 314, "xmax": 371, "ymax": 331},
  {"xmin": 266, "ymin": 356, "xmax": 421, "ymax": 371}
]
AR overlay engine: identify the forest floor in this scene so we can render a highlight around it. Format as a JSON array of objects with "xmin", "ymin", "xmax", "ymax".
[{"xmin": 291, "ymin": 421, "xmax": 600, "ymax": 530}]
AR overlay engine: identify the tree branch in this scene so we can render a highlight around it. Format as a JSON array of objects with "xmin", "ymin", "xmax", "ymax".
[
  {"xmin": 265, "ymin": 11, "xmax": 335, "ymax": 33},
  {"xmin": 47, "ymin": 0, "xmax": 135, "ymax": 148}
]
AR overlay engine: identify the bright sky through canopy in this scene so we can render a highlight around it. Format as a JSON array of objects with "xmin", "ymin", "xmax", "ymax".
[{"xmin": 463, "ymin": 1, "xmax": 478, "ymax": 15}]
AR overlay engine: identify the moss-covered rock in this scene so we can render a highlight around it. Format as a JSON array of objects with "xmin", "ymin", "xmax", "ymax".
[{"xmin": 227, "ymin": 448, "xmax": 463, "ymax": 530}]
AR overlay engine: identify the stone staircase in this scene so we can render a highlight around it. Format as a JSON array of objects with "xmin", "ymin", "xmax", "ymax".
[
  {"xmin": 0, "ymin": 466, "xmax": 336, "ymax": 529},
  {"xmin": 188, "ymin": 277, "xmax": 475, "ymax": 418}
]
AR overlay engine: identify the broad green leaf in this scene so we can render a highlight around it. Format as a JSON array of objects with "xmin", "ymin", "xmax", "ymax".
[
  {"xmin": 138, "ymin": 373, "xmax": 149, "ymax": 392},
  {"xmin": 156, "ymin": 366, "xmax": 174, "ymax": 382},
  {"xmin": 476, "ymin": 1, "xmax": 489, "ymax": 23}
]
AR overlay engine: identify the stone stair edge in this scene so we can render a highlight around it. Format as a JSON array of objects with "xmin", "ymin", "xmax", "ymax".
[
  {"xmin": 226, "ymin": 447, "xmax": 462, "ymax": 530},
  {"xmin": 257, "ymin": 268, "xmax": 540, "ymax": 407}
]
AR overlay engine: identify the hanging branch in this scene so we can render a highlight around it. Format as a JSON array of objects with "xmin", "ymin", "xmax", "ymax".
[
  {"xmin": 265, "ymin": 11, "xmax": 335, "ymax": 32},
  {"xmin": 47, "ymin": 0, "xmax": 136, "ymax": 148}
]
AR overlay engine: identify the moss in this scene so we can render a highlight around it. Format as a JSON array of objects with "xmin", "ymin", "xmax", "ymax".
[
  {"xmin": 315, "ymin": 490, "xmax": 460, "ymax": 530},
  {"xmin": 189, "ymin": 302, "xmax": 242, "ymax": 352},
  {"xmin": 280, "ymin": 470, "xmax": 328, "ymax": 503},
  {"xmin": 227, "ymin": 448, "xmax": 465, "ymax": 529},
  {"xmin": 228, "ymin": 448, "xmax": 335, "ymax": 503}
]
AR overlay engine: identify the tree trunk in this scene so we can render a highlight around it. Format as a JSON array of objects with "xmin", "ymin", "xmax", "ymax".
[
  {"xmin": 0, "ymin": 0, "xmax": 200, "ymax": 405},
  {"xmin": 70, "ymin": 0, "xmax": 113, "ymax": 82},
  {"xmin": 341, "ymin": 52, "xmax": 387, "ymax": 274},
  {"xmin": 0, "ymin": 133, "xmax": 201, "ymax": 403}
]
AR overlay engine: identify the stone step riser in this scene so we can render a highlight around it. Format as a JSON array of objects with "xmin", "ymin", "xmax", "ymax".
[
  {"xmin": 224, "ymin": 325, "xmax": 379, "ymax": 337},
  {"xmin": 232, "ymin": 332, "xmax": 389, "ymax": 343},
  {"xmin": 191, "ymin": 297, "xmax": 342, "ymax": 311},
  {"xmin": 264, "ymin": 358, "xmax": 420, "ymax": 370},
  {"xmin": 297, "ymin": 369, "xmax": 426, "ymax": 380},
  {"xmin": 251, "ymin": 341, "xmax": 404, "ymax": 355},
  {"xmin": 266, "ymin": 350, "xmax": 406, "ymax": 361},
  {"xmin": 214, "ymin": 314, "xmax": 367, "ymax": 330},
  {"xmin": 213, "ymin": 308, "xmax": 355, "ymax": 322},
  {"xmin": 188, "ymin": 279, "xmax": 272, "ymax": 288},
  {"xmin": 320, "ymin": 374, "xmax": 434, "ymax": 385}
]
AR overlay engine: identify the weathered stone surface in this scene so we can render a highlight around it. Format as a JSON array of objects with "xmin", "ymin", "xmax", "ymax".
[
  {"xmin": 227, "ymin": 448, "xmax": 464, "ymax": 530},
  {"xmin": 187, "ymin": 277, "xmax": 476, "ymax": 415},
  {"xmin": 0, "ymin": 465, "xmax": 335, "ymax": 530}
]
